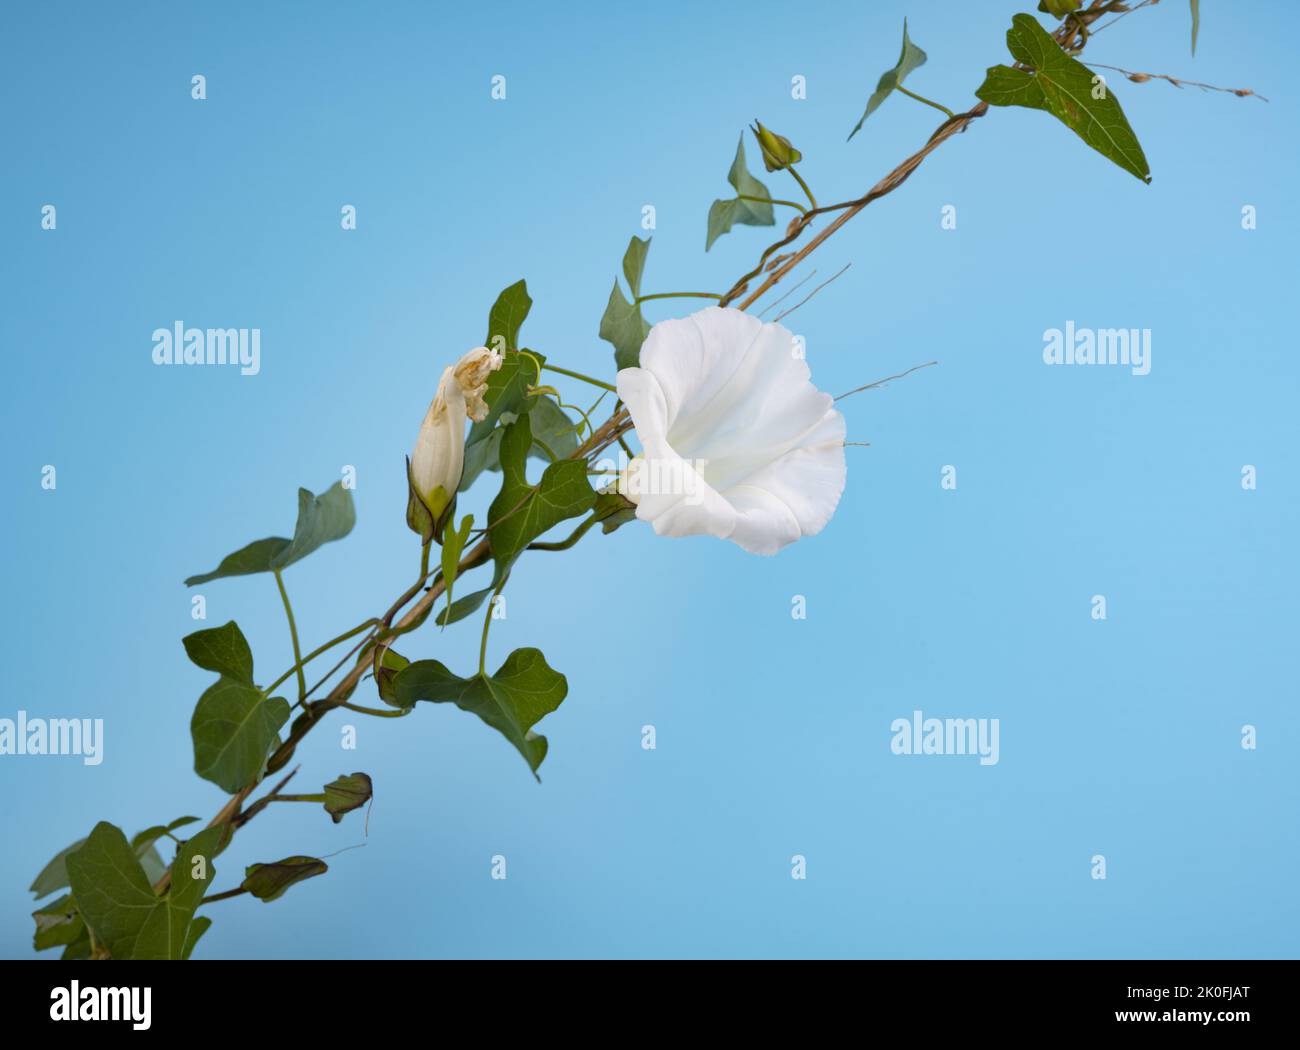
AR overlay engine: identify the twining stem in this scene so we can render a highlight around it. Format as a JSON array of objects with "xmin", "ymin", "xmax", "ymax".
[
  {"xmin": 273, "ymin": 570, "xmax": 307, "ymax": 702},
  {"xmin": 339, "ymin": 701, "xmax": 409, "ymax": 718},
  {"xmin": 419, "ymin": 540, "xmax": 432, "ymax": 580},
  {"xmin": 635, "ymin": 292, "xmax": 722, "ymax": 304},
  {"xmin": 528, "ymin": 511, "xmax": 601, "ymax": 552},
  {"xmin": 895, "ymin": 83, "xmax": 955, "ymax": 118},
  {"xmin": 786, "ymin": 165, "xmax": 817, "ymax": 210},
  {"xmin": 542, "ymin": 362, "xmax": 618, "ymax": 393},
  {"xmin": 478, "ymin": 573, "xmax": 509, "ymax": 676},
  {"xmin": 271, "ymin": 793, "xmax": 327, "ymax": 803},
  {"xmin": 263, "ymin": 619, "xmax": 379, "ymax": 697},
  {"xmin": 737, "ymin": 193, "xmax": 807, "ymax": 215}
]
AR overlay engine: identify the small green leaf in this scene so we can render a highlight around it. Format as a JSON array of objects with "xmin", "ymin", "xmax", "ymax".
[
  {"xmin": 1190, "ymin": 0, "xmax": 1200, "ymax": 55},
  {"xmin": 323, "ymin": 772, "xmax": 373, "ymax": 824},
  {"xmin": 593, "ymin": 490, "xmax": 637, "ymax": 534},
  {"xmin": 848, "ymin": 18, "xmax": 928, "ymax": 140},
  {"xmin": 32, "ymin": 894, "xmax": 84, "ymax": 952},
  {"xmin": 599, "ymin": 236, "xmax": 653, "ymax": 370},
  {"xmin": 488, "ymin": 414, "xmax": 596, "ymax": 564},
  {"xmin": 130, "ymin": 816, "xmax": 201, "ymax": 857},
  {"xmin": 29, "ymin": 839, "xmax": 88, "ymax": 899},
  {"xmin": 182, "ymin": 916, "xmax": 212, "ymax": 960},
  {"xmin": 599, "ymin": 280, "xmax": 650, "ymax": 371},
  {"xmin": 242, "ymin": 856, "xmax": 328, "ymax": 902},
  {"xmin": 191, "ymin": 677, "xmax": 291, "ymax": 792},
  {"xmin": 182, "ymin": 621, "xmax": 254, "ymax": 683},
  {"xmin": 486, "ymin": 279, "xmax": 532, "ymax": 353},
  {"xmin": 706, "ymin": 134, "xmax": 776, "ymax": 251},
  {"xmin": 434, "ymin": 556, "xmax": 513, "ymax": 628},
  {"xmin": 375, "ymin": 647, "xmax": 411, "ymax": 707},
  {"xmin": 185, "ymin": 482, "xmax": 356, "ymax": 586},
  {"xmin": 66, "ymin": 822, "xmax": 223, "ymax": 960},
  {"xmin": 394, "ymin": 647, "xmax": 567, "ymax": 778},
  {"xmin": 976, "ymin": 13, "xmax": 1151, "ymax": 183},
  {"xmin": 1037, "ymin": 0, "xmax": 1082, "ymax": 17},
  {"xmin": 440, "ymin": 514, "xmax": 475, "ymax": 624}
]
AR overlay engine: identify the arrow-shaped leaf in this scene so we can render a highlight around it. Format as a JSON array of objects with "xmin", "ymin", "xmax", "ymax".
[{"xmin": 976, "ymin": 13, "xmax": 1151, "ymax": 183}]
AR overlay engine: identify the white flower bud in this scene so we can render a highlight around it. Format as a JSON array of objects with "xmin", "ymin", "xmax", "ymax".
[{"xmin": 411, "ymin": 346, "xmax": 502, "ymax": 520}]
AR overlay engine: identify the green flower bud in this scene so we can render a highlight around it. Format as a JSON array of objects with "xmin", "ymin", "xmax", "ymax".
[{"xmin": 750, "ymin": 121, "xmax": 802, "ymax": 173}]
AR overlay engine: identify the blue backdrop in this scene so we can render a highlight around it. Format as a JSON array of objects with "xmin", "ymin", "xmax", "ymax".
[{"xmin": 2, "ymin": 0, "xmax": 1295, "ymax": 958}]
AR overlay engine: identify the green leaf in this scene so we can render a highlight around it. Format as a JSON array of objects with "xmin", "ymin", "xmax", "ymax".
[
  {"xmin": 848, "ymin": 18, "xmax": 928, "ymax": 140},
  {"xmin": 434, "ymin": 556, "xmax": 513, "ymax": 628},
  {"xmin": 375, "ymin": 647, "xmax": 411, "ymax": 707},
  {"xmin": 486, "ymin": 279, "xmax": 532, "ymax": 353},
  {"xmin": 182, "ymin": 916, "xmax": 212, "ymax": 960},
  {"xmin": 185, "ymin": 482, "xmax": 356, "ymax": 586},
  {"xmin": 242, "ymin": 856, "xmax": 328, "ymax": 902},
  {"xmin": 30, "ymin": 823, "xmax": 183, "ymax": 899},
  {"xmin": 488, "ymin": 414, "xmax": 596, "ymax": 564},
  {"xmin": 622, "ymin": 235, "xmax": 650, "ymax": 299},
  {"xmin": 598, "ymin": 237, "xmax": 652, "ymax": 370},
  {"xmin": 460, "ymin": 350, "xmax": 548, "ymax": 492},
  {"xmin": 182, "ymin": 621, "xmax": 254, "ymax": 683},
  {"xmin": 32, "ymin": 894, "xmax": 85, "ymax": 952},
  {"xmin": 440, "ymin": 514, "xmax": 475, "ymax": 624},
  {"xmin": 131, "ymin": 816, "xmax": 201, "ymax": 858},
  {"xmin": 1037, "ymin": 0, "xmax": 1082, "ymax": 17},
  {"xmin": 394, "ymin": 647, "xmax": 567, "ymax": 778},
  {"xmin": 1190, "ymin": 0, "xmax": 1200, "ymax": 55},
  {"xmin": 191, "ymin": 677, "xmax": 291, "ymax": 792},
  {"xmin": 975, "ymin": 13, "xmax": 1151, "ymax": 183},
  {"xmin": 29, "ymin": 839, "xmax": 88, "ymax": 899},
  {"xmin": 323, "ymin": 772, "xmax": 373, "ymax": 824},
  {"xmin": 593, "ymin": 490, "xmax": 637, "ymax": 535},
  {"xmin": 706, "ymin": 135, "xmax": 776, "ymax": 251},
  {"xmin": 65, "ymin": 822, "xmax": 223, "ymax": 960}
]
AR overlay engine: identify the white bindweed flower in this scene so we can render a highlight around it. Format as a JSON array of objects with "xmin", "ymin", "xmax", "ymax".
[
  {"xmin": 411, "ymin": 346, "xmax": 502, "ymax": 521},
  {"xmin": 615, "ymin": 306, "xmax": 846, "ymax": 556}
]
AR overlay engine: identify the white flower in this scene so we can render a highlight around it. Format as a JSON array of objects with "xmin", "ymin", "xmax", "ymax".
[
  {"xmin": 615, "ymin": 306, "xmax": 846, "ymax": 556},
  {"xmin": 411, "ymin": 346, "xmax": 502, "ymax": 519}
]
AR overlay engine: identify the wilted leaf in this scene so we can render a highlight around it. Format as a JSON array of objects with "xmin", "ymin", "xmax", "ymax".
[
  {"xmin": 242, "ymin": 856, "xmax": 328, "ymax": 902},
  {"xmin": 323, "ymin": 772, "xmax": 373, "ymax": 824},
  {"xmin": 185, "ymin": 482, "xmax": 356, "ymax": 585},
  {"xmin": 394, "ymin": 648, "xmax": 567, "ymax": 778},
  {"xmin": 848, "ymin": 18, "xmax": 928, "ymax": 140},
  {"xmin": 975, "ymin": 13, "xmax": 1151, "ymax": 183},
  {"xmin": 32, "ymin": 894, "xmax": 84, "ymax": 952}
]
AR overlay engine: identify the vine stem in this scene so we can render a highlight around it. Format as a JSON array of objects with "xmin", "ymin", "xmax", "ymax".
[
  {"xmin": 635, "ymin": 292, "xmax": 721, "ymax": 303},
  {"xmin": 542, "ymin": 362, "xmax": 617, "ymax": 393},
  {"xmin": 273, "ymin": 569, "xmax": 307, "ymax": 701},
  {"xmin": 895, "ymin": 83, "xmax": 955, "ymax": 118},
  {"xmin": 737, "ymin": 193, "xmax": 807, "ymax": 215},
  {"xmin": 263, "ymin": 619, "xmax": 378, "ymax": 697}
]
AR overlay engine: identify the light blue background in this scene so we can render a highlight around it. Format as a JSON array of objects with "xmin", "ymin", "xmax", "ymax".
[{"xmin": 2, "ymin": 0, "xmax": 1295, "ymax": 959}]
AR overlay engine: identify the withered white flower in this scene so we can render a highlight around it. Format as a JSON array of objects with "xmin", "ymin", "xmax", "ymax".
[
  {"xmin": 615, "ymin": 306, "xmax": 846, "ymax": 556},
  {"xmin": 411, "ymin": 346, "xmax": 502, "ymax": 521}
]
